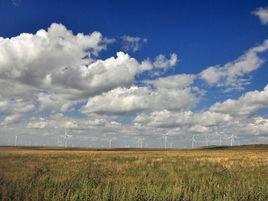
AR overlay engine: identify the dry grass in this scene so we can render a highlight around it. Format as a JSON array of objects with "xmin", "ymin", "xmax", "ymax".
[{"xmin": 0, "ymin": 146, "xmax": 268, "ymax": 201}]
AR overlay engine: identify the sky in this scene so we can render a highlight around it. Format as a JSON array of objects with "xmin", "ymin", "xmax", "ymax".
[{"xmin": 0, "ymin": 0, "xmax": 268, "ymax": 148}]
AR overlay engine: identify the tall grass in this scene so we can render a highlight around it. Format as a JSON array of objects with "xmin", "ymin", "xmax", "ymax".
[{"xmin": 0, "ymin": 148, "xmax": 268, "ymax": 201}]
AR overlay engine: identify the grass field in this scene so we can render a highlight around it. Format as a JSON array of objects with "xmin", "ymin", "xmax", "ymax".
[{"xmin": 0, "ymin": 146, "xmax": 268, "ymax": 201}]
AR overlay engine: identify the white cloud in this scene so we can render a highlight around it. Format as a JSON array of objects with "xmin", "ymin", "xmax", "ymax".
[
  {"xmin": 26, "ymin": 114, "xmax": 122, "ymax": 133},
  {"xmin": 0, "ymin": 97, "xmax": 35, "ymax": 125},
  {"xmin": 82, "ymin": 87, "xmax": 150, "ymax": 114},
  {"xmin": 0, "ymin": 23, "xmax": 111, "ymax": 102},
  {"xmin": 27, "ymin": 118, "xmax": 48, "ymax": 129},
  {"xmin": 253, "ymin": 7, "xmax": 268, "ymax": 25},
  {"xmin": 121, "ymin": 35, "xmax": 147, "ymax": 52},
  {"xmin": 27, "ymin": 115, "xmax": 79, "ymax": 130},
  {"xmin": 1, "ymin": 114, "xmax": 22, "ymax": 125},
  {"xmin": 0, "ymin": 23, "xmax": 178, "ymax": 114},
  {"xmin": 189, "ymin": 125, "xmax": 209, "ymax": 133},
  {"xmin": 0, "ymin": 23, "xmax": 267, "ymax": 146},
  {"xmin": 82, "ymin": 73, "xmax": 199, "ymax": 115},
  {"xmin": 134, "ymin": 110, "xmax": 232, "ymax": 129},
  {"xmin": 36, "ymin": 92, "xmax": 76, "ymax": 113},
  {"xmin": 200, "ymin": 39, "xmax": 268, "ymax": 90},
  {"xmin": 82, "ymin": 84, "xmax": 199, "ymax": 114},
  {"xmin": 199, "ymin": 66, "xmax": 223, "ymax": 85},
  {"xmin": 146, "ymin": 74, "xmax": 195, "ymax": 89},
  {"xmin": 153, "ymin": 53, "xmax": 178, "ymax": 68},
  {"xmin": 246, "ymin": 117, "xmax": 268, "ymax": 135},
  {"xmin": 0, "ymin": 23, "xmax": 108, "ymax": 90},
  {"xmin": 210, "ymin": 84, "xmax": 268, "ymax": 116},
  {"xmin": 78, "ymin": 52, "xmax": 152, "ymax": 93},
  {"xmin": 0, "ymin": 23, "xmax": 107, "ymax": 81}
]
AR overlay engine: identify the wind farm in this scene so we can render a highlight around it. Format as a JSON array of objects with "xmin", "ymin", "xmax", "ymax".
[
  {"xmin": 1, "ymin": 145, "xmax": 268, "ymax": 201},
  {"xmin": 1, "ymin": 0, "xmax": 268, "ymax": 200},
  {"xmin": 1, "ymin": 129, "xmax": 268, "ymax": 200}
]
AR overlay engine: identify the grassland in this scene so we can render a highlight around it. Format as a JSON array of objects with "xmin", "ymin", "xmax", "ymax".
[{"xmin": 0, "ymin": 146, "xmax": 268, "ymax": 201}]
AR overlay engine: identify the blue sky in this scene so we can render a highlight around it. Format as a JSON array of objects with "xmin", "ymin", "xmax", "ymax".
[
  {"xmin": 1, "ymin": 0, "xmax": 268, "ymax": 90},
  {"xmin": 0, "ymin": 0, "xmax": 268, "ymax": 148}
]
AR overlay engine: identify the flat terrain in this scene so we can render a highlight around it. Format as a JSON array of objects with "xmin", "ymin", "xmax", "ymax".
[{"xmin": 0, "ymin": 146, "xmax": 268, "ymax": 201}]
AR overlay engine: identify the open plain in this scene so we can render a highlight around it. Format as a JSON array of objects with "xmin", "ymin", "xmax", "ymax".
[{"xmin": 0, "ymin": 146, "xmax": 268, "ymax": 201}]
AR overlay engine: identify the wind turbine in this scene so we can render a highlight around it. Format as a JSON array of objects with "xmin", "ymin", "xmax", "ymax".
[
  {"xmin": 205, "ymin": 134, "xmax": 209, "ymax": 147},
  {"xmin": 108, "ymin": 138, "xmax": 113, "ymax": 148},
  {"xmin": 228, "ymin": 134, "xmax": 236, "ymax": 146},
  {"xmin": 103, "ymin": 133, "xmax": 115, "ymax": 148},
  {"xmin": 64, "ymin": 128, "xmax": 72, "ymax": 148},
  {"xmin": 216, "ymin": 130, "xmax": 227, "ymax": 146},
  {"xmin": 164, "ymin": 134, "xmax": 168, "ymax": 149},
  {"xmin": 219, "ymin": 133, "xmax": 222, "ymax": 146},
  {"xmin": 136, "ymin": 137, "xmax": 144, "ymax": 148},
  {"xmin": 57, "ymin": 135, "xmax": 62, "ymax": 147},
  {"xmin": 191, "ymin": 135, "xmax": 197, "ymax": 148},
  {"xmin": 15, "ymin": 135, "xmax": 18, "ymax": 147}
]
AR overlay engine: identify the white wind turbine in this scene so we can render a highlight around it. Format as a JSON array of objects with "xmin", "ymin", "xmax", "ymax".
[
  {"xmin": 219, "ymin": 132, "xmax": 222, "ymax": 146},
  {"xmin": 228, "ymin": 134, "xmax": 236, "ymax": 146},
  {"xmin": 108, "ymin": 138, "xmax": 113, "ymax": 148},
  {"xmin": 57, "ymin": 135, "xmax": 62, "ymax": 147},
  {"xmin": 192, "ymin": 135, "xmax": 197, "ymax": 148},
  {"xmin": 136, "ymin": 137, "xmax": 144, "ymax": 148},
  {"xmin": 103, "ymin": 133, "xmax": 116, "ymax": 148},
  {"xmin": 215, "ymin": 130, "xmax": 225, "ymax": 146},
  {"xmin": 205, "ymin": 134, "xmax": 209, "ymax": 147},
  {"xmin": 64, "ymin": 128, "xmax": 72, "ymax": 148},
  {"xmin": 15, "ymin": 135, "xmax": 18, "ymax": 147},
  {"xmin": 163, "ymin": 133, "xmax": 168, "ymax": 149}
]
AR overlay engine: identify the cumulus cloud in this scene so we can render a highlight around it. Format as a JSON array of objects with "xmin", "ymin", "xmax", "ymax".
[
  {"xmin": 27, "ymin": 115, "xmax": 77, "ymax": 129},
  {"xmin": 0, "ymin": 97, "xmax": 35, "ymax": 125},
  {"xmin": 253, "ymin": 7, "xmax": 268, "ymax": 25},
  {"xmin": 210, "ymin": 84, "xmax": 268, "ymax": 116},
  {"xmin": 189, "ymin": 125, "xmax": 209, "ymax": 133},
  {"xmin": 0, "ymin": 23, "xmax": 178, "ymax": 115},
  {"xmin": 81, "ymin": 74, "xmax": 198, "ymax": 115},
  {"xmin": 82, "ymin": 83, "xmax": 199, "ymax": 114},
  {"xmin": 121, "ymin": 35, "xmax": 147, "ymax": 52},
  {"xmin": 0, "ymin": 23, "xmax": 111, "ymax": 95},
  {"xmin": 0, "ymin": 23, "xmax": 111, "ymax": 103},
  {"xmin": 200, "ymin": 39, "xmax": 268, "ymax": 90},
  {"xmin": 0, "ymin": 23, "xmax": 107, "ymax": 80},
  {"xmin": 27, "ymin": 118, "xmax": 48, "ymax": 129},
  {"xmin": 134, "ymin": 110, "xmax": 232, "ymax": 129},
  {"xmin": 1, "ymin": 23, "xmax": 267, "ymax": 146},
  {"xmin": 146, "ymin": 74, "xmax": 195, "ymax": 89},
  {"xmin": 153, "ymin": 53, "xmax": 178, "ymax": 68},
  {"xmin": 36, "ymin": 93, "xmax": 76, "ymax": 113},
  {"xmin": 27, "ymin": 114, "xmax": 122, "ymax": 134},
  {"xmin": 246, "ymin": 117, "xmax": 268, "ymax": 135}
]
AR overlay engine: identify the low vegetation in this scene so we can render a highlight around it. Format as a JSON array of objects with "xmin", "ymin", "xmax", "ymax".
[{"xmin": 0, "ymin": 146, "xmax": 268, "ymax": 201}]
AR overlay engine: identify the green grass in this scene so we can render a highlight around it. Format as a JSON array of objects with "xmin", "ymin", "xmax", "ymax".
[{"xmin": 0, "ymin": 146, "xmax": 268, "ymax": 201}]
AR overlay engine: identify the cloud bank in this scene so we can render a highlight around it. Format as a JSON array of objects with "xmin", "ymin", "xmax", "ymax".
[{"xmin": 0, "ymin": 22, "xmax": 267, "ymax": 147}]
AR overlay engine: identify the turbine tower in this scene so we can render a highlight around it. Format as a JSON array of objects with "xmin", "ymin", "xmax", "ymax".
[
  {"xmin": 205, "ymin": 134, "xmax": 209, "ymax": 147},
  {"xmin": 137, "ymin": 137, "xmax": 144, "ymax": 148},
  {"xmin": 108, "ymin": 138, "xmax": 112, "ymax": 148},
  {"xmin": 15, "ymin": 135, "xmax": 18, "ymax": 147},
  {"xmin": 192, "ymin": 135, "xmax": 197, "ymax": 148},
  {"xmin": 219, "ymin": 133, "xmax": 222, "ymax": 146},
  {"xmin": 57, "ymin": 135, "xmax": 62, "ymax": 147},
  {"xmin": 164, "ymin": 134, "xmax": 168, "ymax": 149},
  {"xmin": 228, "ymin": 134, "xmax": 236, "ymax": 146},
  {"xmin": 64, "ymin": 128, "xmax": 72, "ymax": 148}
]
